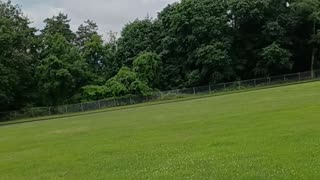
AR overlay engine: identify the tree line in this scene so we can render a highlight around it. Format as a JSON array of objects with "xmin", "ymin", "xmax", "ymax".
[{"xmin": 1, "ymin": 0, "xmax": 320, "ymax": 111}]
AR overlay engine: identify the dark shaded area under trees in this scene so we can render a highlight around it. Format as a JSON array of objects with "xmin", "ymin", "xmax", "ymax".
[{"xmin": 1, "ymin": 0, "xmax": 320, "ymax": 112}]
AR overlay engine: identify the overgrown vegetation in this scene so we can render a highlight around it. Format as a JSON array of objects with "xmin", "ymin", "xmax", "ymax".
[{"xmin": 1, "ymin": 0, "xmax": 320, "ymax": 111}]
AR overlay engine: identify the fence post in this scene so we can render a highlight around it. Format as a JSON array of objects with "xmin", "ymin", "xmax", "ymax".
[
  {"xmin": 81, "ymin": 103, "xmax": 84, "ymax": 112},
  {"xmin": 224, "ymin": 83, "xmax": 226, "ymax": 91},
  {"xmin": 193, "ymin": 87, "xmax": 196, "ymax": 95},
  {"xmin": 284, "ymin": 75, "xmax": 286, "ymax": 82},
  {"xmin": 268, "ymin": 77, "xmax": 271, "ymax": 84},
  {"xmin": 65, "ymin": 105, "xmax": 68, "ymax": 113},
  {"xmin": 31, "ymin": 108, "xmax": 34, "ymax": 117},
  {"xmin": 238, "ymin": 81, "xmax": 241, "ymax": 89},
  {"xmin": 254, "ymin": 79, "xmax": 257, "ymax": 87},
  {"xmin": 98, "ymin": 100, "xmax": 101, "ymax": 109},
  {"xmin": 14, "ymin": 111, "xmax": 17, "ymax": 119},
  {"xmin": 48, "ymin": 107, "xmax": 51, "ymax": 116},
  {"xmin": 298, "ymin": 73, "xmax": 301, "ymax": 81},
  {"xmin": 113, "ymin": 98, "xmax": 116, "ymax": 106},
  {"xmin": 209, "ymin": 85, "xmax": 211, "ymax": 94},
  {"xmin": 129, "ymin": 96, "xmax": 133, "ymax": 104}
]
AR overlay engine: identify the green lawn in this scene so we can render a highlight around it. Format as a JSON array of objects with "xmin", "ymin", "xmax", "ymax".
[{"xmin": 1, "ymin": 82, "xmax": 320, "ymax": 179}]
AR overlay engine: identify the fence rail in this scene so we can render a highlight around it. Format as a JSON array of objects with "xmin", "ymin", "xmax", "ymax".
[{"xmin": 1, "ymin": 70, "xmax": 320, "ymax": 121}]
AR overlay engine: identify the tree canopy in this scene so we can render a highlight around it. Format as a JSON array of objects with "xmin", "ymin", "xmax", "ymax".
[{"xmin": 1, "ymin": 0, "xmax": 319, "ymax": 111}]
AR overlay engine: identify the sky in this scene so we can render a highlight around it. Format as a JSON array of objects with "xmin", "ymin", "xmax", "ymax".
[{"xmin": 11, "ymin": 0, "xmax": 178, "ymax": 36}]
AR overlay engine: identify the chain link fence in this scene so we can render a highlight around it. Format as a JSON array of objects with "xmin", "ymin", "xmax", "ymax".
[{"xmin": 1, "ymin": 70, "xmax": 320, "ymax": 122}]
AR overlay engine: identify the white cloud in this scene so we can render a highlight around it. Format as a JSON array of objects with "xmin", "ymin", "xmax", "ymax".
[{"xmin": 12, "ymin": 0, "xmax": 178, "ymax": 37}]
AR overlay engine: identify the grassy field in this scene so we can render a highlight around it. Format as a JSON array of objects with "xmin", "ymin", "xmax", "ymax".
[{"xmin": 1, "ymin": 82, "xmax": 320, "ymax": 179}]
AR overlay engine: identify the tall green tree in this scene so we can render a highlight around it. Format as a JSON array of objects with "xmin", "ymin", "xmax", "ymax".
[
  {"xmin": 82, "ymin": 34, "xmax": 112, "ymax": 83},
  {"xmin": 292, "ymin": 0, "xmax": 320, "ymax": 77},
  {"xmin": 0, "ymin": 1, "xmax": 37, "ymax": 111},
  {"xmin": 41, "ymin": 13, "xmax": 76, "ymax": 43},
  {"xmin": 76, "ymin": 20, "xmax": 98, "ymax": 48},
  {"xmin": 116, "ymin": 18, "xmax": 156, "ymax": 67},
  {"xmin": 229, "ymin": 0, "xmax": 294, "ymax": 77},
  {"xmin": 38, "ymin": 20, "xmax": 89, "ymax": 105},
  {"xmin": 157, "ymin": 0, "xmax": 233, "ymax": 87}
]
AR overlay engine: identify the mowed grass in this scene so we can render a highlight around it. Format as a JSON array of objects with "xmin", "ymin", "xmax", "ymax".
[{"xmin": 1, "ymin": 82, "xmax": 320, "ymax": 179}]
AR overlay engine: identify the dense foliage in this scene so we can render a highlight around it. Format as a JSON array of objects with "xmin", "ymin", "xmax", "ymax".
[{"xmin": 1, "ymin": 0, "xmax": 320, "ymax": 111}]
